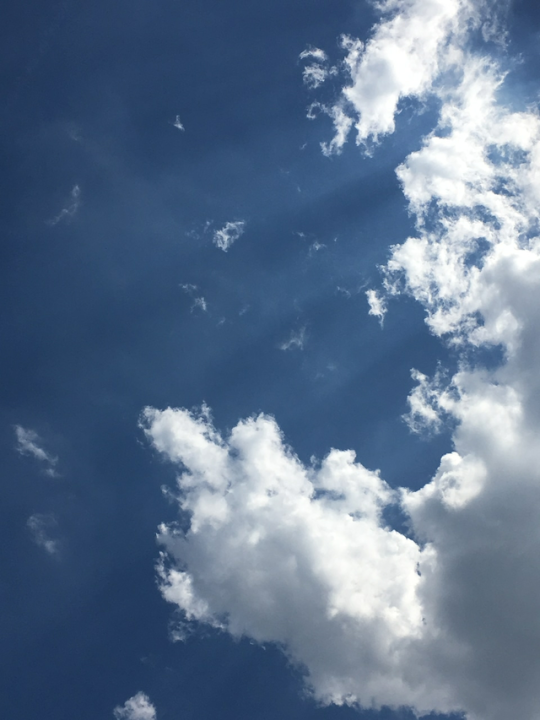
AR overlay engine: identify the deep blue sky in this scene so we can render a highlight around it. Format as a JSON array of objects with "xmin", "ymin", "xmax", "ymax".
[{"xmin": 1, "ymin": 1, "xmax": 540, "ymax": 718}]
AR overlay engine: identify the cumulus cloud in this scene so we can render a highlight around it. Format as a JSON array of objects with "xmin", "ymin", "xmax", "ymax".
[
  {"xmin": 213, "ymin": 221, "xmax": 245, "ymax": 252},
  {"xmin": 47, "ymin": 184, "xmax": 80, "ymax": 226},
  {"xmin": 113, "ymin": 692, "xmax": 156, "ymax": 720},
  {"xmin": 299, "ymin": 47, "xmax": 328, "ymax": 63},
  {"xmin": 27, "ymin": 514, "xmax": 59, "ymax": 555},
  {"xmin": 15, "ymin": 425, "xmax": 58, "ymax": 476},
  {"xmin": 316, "ymin": 0, "xmax": 498, "ymax": 153},
  {"xmin": 141, "ymin": 1, "xmax": 540, "ymax": 719},
  {"xmin": 142, "ymin": 407, "xmax": 427, "ymax": 710},
  {"xmin": 366, "ymin": 289, "xmax": 386, "ymax": 323},
  {"xmin": 308, "ymin": 240, "xmax": 326, "ymax": 255}
]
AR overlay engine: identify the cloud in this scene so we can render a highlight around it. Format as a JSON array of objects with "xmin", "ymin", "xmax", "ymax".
[
  {"xmin": 300, "ymin": 47, "xmax": 337, "ymax": 89},
  {"xmin": 113, "ymin": 692, "xmax": 156, "ymax": 720},
  {"xmin": 308, "ymin": 240, "xmax": 326, "ymax": 255},
  {"xmin": 180, "ymin": 284, "xmax": 208, "ymax": 313},
  {"xmin": 141, "ymin": 2, "xmax": 540, "ymax": 719},
  {"xmin": 47, "ymin": 184, "xmax": 80, "ymax": 226},
  {"xmin": 27, "ymin": 514, "xmax": 59, "ymax": 555},
  {"xmin": 316, "ymin": 0, "xmax": 494, "ymax": 153},
  {"xmin": 191, "ymin": 296, "xmax": 207, "ymax": 312},
  {"xmin": 279, "ymin": 326, "xmax": 307, "ymax": 351},
  {"xmin": 299, "ymin": 47, "xmax": 328, "ymax": 63},
  {"xmin": 366, "ymin": 289, "xmax": 386, "ymax": 323},
  {"xmin": 213, "ymin": 221, "xmax": 245, "ymax": 252},
  {"xmin": 172, "ymin": 115, "xmax": 185, "ymax": 131},
  {"xmin": 14, "ymin": 425, "xmax": 58, "ymax": 476}
]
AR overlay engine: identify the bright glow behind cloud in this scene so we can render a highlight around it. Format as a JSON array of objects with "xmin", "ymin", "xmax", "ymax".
[
  {"xmin": 319, "ymin": 0, "xmax": 491, "ymax": 153},
  {"xmin": 143, "ymin": 407, "xmax": 428, "ymax": 708},
  {"xmin": 142, "ymin": 1, "xmax": 540, "ymax": 718}
]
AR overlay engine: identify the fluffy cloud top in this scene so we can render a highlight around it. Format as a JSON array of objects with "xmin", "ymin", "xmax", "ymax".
[
  {"xmin": 141, "ymin": 1, "xmax": 540, "ymax": 719},
  {"xmin": 279, "ymin": 326, "xmax": 307, "ymax": 351},
  {"xmin": 113, "ymin": 692, "xmax": 156, "ymax": 720},
  {"xmin": 300, "ymin": 47, "xmax": 337, "ymax": 89},
  {"xmin": 318, "ymin": 0, "xmax": 492, "ymax": 153}
]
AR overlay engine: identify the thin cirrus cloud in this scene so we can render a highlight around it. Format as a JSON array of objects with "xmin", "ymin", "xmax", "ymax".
[
  {"xmin": 213, "ymin": 220, "xmax": 245, "ymax": 251},
  {"xmin": 26, "ymin": 513, "xmax": 59, "ymax": 555},
  {"xmin": 14, "ymin": 425, "xmax": 58, "ymax": 476},
  {"xmin": 113, "ymin": 692, "xmax": 156, "ymax": 720},
  {"xmin": 180, "ymin": 283, "xmax": 208, "ymax": 313},
  {"xmin": 279, "ymin": 326, "xmax": 307, "ymax": 351},
  {"xmin": 141, "ymin": 1, "xmax": 540, "ymax": 720},
  {"xmin": 47, "ymin": 184, "xmax": 81, "ymax": 226},
  {"xmin": 172, "ymin": 115, "xmax": 185, "ymax": 131},
  {"xmin": 316, "ymin": 0, "xmax": 482, "ymax": 155}
]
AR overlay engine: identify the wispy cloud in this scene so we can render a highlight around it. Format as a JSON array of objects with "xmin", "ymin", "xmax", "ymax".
[
  {"xmin": 172, "ymin": 115, "xmax": 185, "ymax": 131},
  {"xmin": 180, "ymin": 283, "xmax": 208, "ymax": 313},
  {"xmin": 113, "ymin": 692, "xmax": 156, "ymax": 720},
  {"xmin": 308, "ymin": 240, "xmax": 326, "ymax": 255},
  {"xmin": 213, "ymin": 221, "xmax": 245, "ymax": 252},
  {"xmin": 299, "ymin": 46, "xmax": 337, "ymax": 89},
  {"xmin": 279, "ymin": 326, "xmax": 307, "ymax": 351},
  {"xmin": 27, "ymin": 514, "xmax": 60, "ymax": 555},
  {"xmin": 47, "ymin": 184, "xmax": 81, "ymax": 226},
  {"xmin": 142, "ymin": 2, "xmax": 540, "ymax": 720},
  {"xmin": 15, "ymin": 425, "xmax": 58, "ymax": 476},
  {"xmin": 313, "ymin": 0, "xmax": 481, "ymax": 154},
  {"xmin": 191, "ymin": 296, "xmax": 207, "ymax": 312}
]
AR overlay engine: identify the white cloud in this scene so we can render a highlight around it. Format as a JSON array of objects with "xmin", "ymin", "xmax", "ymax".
[
  {"xmin": 47, "ymin": 184, "xmax": 81, "ymax": 226},
  {"xmin": 15, "ymin": 425, "xmax": 58, "ymax": 476},
  {"xmin": 113, "ymin": 692, "xmax": 156, "ymax": 720},
  {"xmin": 27, "ymin": 514, "xmax": 59, "ymax": 555},
  {"xmin": 316, "ymin": 0, "xmax": 493, "ymax": 152},
  {"xmin": 302, "ymin": 65, "xmax": 331, "ymax": 90},
  {"xmin": 402, "ymin": 369, "xmax": 449, "ymax": 434},
  {"xmin": 213, "ymin": 221, "xmax": 245, "ymax": 251},
  {"xmin": 300, "ymin": 46, "xmax": 338, "ymax": 89},
  {"xmin": 142, "ymin": 407, "xmax": 428, "ymax": 710},
  {"xmin": 279, "ymin": 326, "xmax": 307, "ymax": 351},
  {"xmin": 180, "ymin": 283, "xmax": 208, "ymax": 313},
  {"xmin": 172, "ymin": 115, "xmax": 185, "ymax": 131},
  {"xmin": 141, "ymin": 2, "xmax": 540, "ymax": 719}
]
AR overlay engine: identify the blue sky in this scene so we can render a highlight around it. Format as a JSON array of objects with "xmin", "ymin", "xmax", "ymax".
[{"xmin": 3, "ymin": 1, "xmax": 540, "ymax": 719}]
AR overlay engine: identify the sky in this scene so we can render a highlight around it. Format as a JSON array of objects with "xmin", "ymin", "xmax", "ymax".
[{"xmin": 2, "ymin": 0, "xmax": 540, "ymax": 719}]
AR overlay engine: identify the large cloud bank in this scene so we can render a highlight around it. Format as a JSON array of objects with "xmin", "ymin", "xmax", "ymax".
[{"xmin": 142, "ymin": 1, "xmax": 540, "ymax": 718}]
